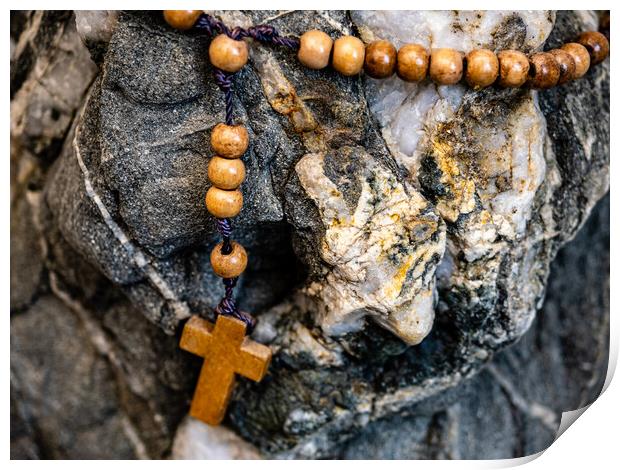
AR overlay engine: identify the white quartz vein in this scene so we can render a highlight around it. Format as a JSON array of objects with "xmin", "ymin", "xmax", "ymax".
[
  {"xmin": 486, "ymin": 364, "xmax": 559, "ymax": 432},
  {"xmin": 73, "ymin": 98, "xmax": 190, "ymax": 321}
]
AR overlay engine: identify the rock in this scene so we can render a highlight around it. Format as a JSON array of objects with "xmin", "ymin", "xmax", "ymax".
[
  {"xmin": 74, "ymin": 10, "xmax": 119, "ymax": 62},
  {"xmin": 10, "ymin": 9, "xmax": 609, "ymax": 459},
  {"xmin": 295, "ymin": 147, "xmax": 445, "ymax": 344},
  {"xmin": 10, "ymin": 296, "xmax": 138, "ymax": 459},
  {"xmin": 172, "ymin": 417, "xmax": 262, "ymax": 459},
  {"xmin": 11, "ymin": 11, "xmax": 98, "ymax": 160},
  {"xmin": 334, "ymin": 193, "xmax": 609, "ymax": 458}
]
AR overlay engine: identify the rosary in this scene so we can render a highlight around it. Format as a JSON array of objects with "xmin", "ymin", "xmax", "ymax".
[{"xmin": 162, "ymin": 10, "xmax": 610, "ymax": 426}]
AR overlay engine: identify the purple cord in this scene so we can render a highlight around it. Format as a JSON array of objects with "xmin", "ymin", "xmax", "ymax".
[
  {"xmin": 195, "ymin": 13, "xmax": 299, "ymax": 334},
  {"xmin": 213, "ymin": 69, "xmax": 234, "ymax": 126},
  {"xmin": 215, "ymin": 218, "xmax": 232, "ymax": 254},
  {"xmin": 195, "ymin": 14, "xmax": 300, "ymax": 49},
  {"xmin": 215, "ymin": 277, "xmax": 257, "ymax": 333}
]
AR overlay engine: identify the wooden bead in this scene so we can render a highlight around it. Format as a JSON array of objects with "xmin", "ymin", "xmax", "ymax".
[
  {"xmin": 561, "ymin": 43, "xmax": 591, "ymax": 78},
  {"xmin": 332, "ymin": 36, "xmax": 365, "ymax": 76},
  {"xmin": 497, "ymin": 50, "xmax": 530, "ymax": 87},
  {"xmin": 576, "ymin": 31, "xmax": 610, "ymax": 65},
  {"xmin": 600, "ymin": 12, "xmax": 610, "ymax": 39},
  {"xmin": 465, "ymin": 49, "xmax": 499, "ymax": 88},
  {"xmin": 205, "ymin": 187, "xmax": 243, "ymax": 218},
  {"xmin": 210, "ymin": 241, "xmax": 247, "ymax": 278},
  {"xmin": 211, "ymin": 123, "xmax": 249, "ymax": 159},
  {"xmin": 549, "ymin": 49, "xmax": 576, "ymax": 85},
  {"xmin": 208, "ymin": 156, "xmax": 245, "ymax": 190},
  {"xmin": 163, "ymin": 10, "xmax": 202, "ymax": 30},
  {"xmin": 429, "ymin": 48, "xmax": 463, "ymax": 85},
  {"xmin": 396, "ymin": 44, "xmax": 429, "ymax": 82},
  {"xmin": 528, "ymin": 52, "xmax": 560, "ymax": 89},
  {"xmin": 208, "ymin": 34, "xmax": 248, "ymax": 73},
  {"xmin": 364, "ymin": 40, "xmax": 397, "ymax": 79},
  {"xmin": 298, "ymin": 30, "xmax": 333, "ymax": 69}
]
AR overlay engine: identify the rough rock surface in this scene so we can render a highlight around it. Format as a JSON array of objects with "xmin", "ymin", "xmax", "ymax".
[{"xmin": 11, "ymin": 10, "xmax": 609, "ymax": 459}]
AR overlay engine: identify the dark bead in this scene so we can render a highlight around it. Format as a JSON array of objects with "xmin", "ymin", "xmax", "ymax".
[
  {"xmin": 549, "ymin": 49, "xmax": 576, "ymax": 85},
  {"xmin": 528, "ymin": 52, "xmax": 560, "ymax": 89},
  {"xmin": 364, "ymin": 40, "xmax": 397, "ymax": 79},
  {"xmin": 577, "ymin": 31, "xmax": 610, "ymax": 65}
]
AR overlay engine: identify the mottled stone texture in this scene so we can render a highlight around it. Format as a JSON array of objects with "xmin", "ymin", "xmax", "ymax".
[{"xmin": 11, "ymin": 10, "xmax": 608, "ymax": 459}]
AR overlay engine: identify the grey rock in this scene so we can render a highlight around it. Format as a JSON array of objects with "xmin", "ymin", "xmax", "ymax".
[
  {"xmin": 10, "ymin": 9, "xmax": 609, "ymax": 459},
  {"xmin": 11, "ymin": 296, "xmax": 138, "ymax": 459}
]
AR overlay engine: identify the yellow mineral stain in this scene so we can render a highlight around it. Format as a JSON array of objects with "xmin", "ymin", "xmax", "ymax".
[
  {"xmin": 479, "ymin": 210, "xmax": 492, "ymax": 225},
  {"xmin": 430, "ymin": 135, "xmax": 477, "ymax": 222},
  {"xmin": 383, "ymin": 254, "xmax": 415, "ymax": 300}
]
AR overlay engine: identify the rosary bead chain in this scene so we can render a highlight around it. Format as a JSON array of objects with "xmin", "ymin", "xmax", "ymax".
[
  {"xmin": 163, "ymin": 12, "xmax": 300, "ymax": 331},
  {"xmin": 163, "ymin": 11, "xmax": 609, "ymax": 91},
  {"xmin": 162, "ymin": 10, "xmax": 610, "ymax": 333}
]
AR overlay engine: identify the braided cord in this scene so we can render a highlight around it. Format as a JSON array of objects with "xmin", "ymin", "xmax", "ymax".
[
  {"xmin": 200, "ymin": 13, "xmax": 298, "ymax": 334},
  {"xmin": 195, "ymin": 14, "xmax": 300, "ymax": 49}
]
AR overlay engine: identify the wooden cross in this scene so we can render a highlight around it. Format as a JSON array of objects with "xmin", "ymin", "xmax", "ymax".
[{"xmin": 180, "ymin": 314, "xmax": 272, "ymax": 426}]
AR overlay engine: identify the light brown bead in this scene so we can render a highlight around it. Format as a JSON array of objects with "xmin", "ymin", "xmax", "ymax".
[
  {"xmin": 430, "ymin": 48, "xmax": 463, "ymax": 85},
  {"xmin": 497, "ymin": 50, "xmax": 530, "ymax": 87},
  {"xmin": 364, "ymin": 40, "xmax": 397, "ymax": 79},
  {"xmin": 163, "ymin": 10, "xmax": 202, "ymax": 30},
  {"xmin": 561, "ymin": 43, "xmax": 591, "ymax": 78},
  {"xmin": 528, "ymin": 52, "xmax": 560, "ymax": 89},
  {"xmin": 298, "ymin": 30, "xmax": 333, "ymax": 69},
  {"xmin": 576, "ymin": 31, "xmax": 610, "ymax": 65},
  {"xmin": 205, "ymin": 187, "xmax": 243, "ymax": 218},
  {"xmin": 465, "ymin": 49, "xmax": 499, "ymax": 88},
  {"xmin": 208, "ymin": 34, "xmax": 248, "ymax": 73},
  {"xmin": 211, "ymin": 123, "xmax": 249, "ymax": 159},
  {"xmin": 549, "ymin": 49, "xmax": 576, "ymax": 85},
  {"xmin": 208, "ymin": 156, "xmax": 245, "ymax": 190},
  {"xmin": 396, "ymin": 44, "xmax": 429, "ymax": 82},
  {"xmin": 332, "ymin": 36, "xmax": 365, "ymax": 76},
  {"xmin": 210, "ymin": 241, "xmax": 247, "ymax": 278}
]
